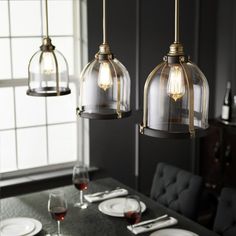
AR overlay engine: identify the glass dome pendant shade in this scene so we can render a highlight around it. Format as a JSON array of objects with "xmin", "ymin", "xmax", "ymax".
[
  {"xmin": 77, "ymin": 0, "xmax": 131, "ymax": 119},
  {"xmin": 27, "ymin": 0, "xmax": 70, "ymax": 97},
  {"xmin": 139, "ymin": 0, "xmax": 209, "ymax": 138}
]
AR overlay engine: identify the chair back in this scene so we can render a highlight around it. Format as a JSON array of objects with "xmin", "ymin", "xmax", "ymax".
[
  {"xmin": 150, "ymin": 162, "xmax": 203, "ymax": 219},
  {"xmin": 214, "ymin": 188, "xmax": 236, "ymax": 236}
]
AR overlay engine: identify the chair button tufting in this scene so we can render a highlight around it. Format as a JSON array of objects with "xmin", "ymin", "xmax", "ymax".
[{"xmin": 151, "ymin": 163, "xmax": 203, "ymax": 220}]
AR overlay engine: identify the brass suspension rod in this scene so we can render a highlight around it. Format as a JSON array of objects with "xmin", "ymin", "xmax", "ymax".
[
  {"xmin": 45, "ymin": 0, "xmax": 49, "ymax": 38},
  {"xmin": 175, "ymin": 0, "xmax": 180, "ymax": 43},
  {"xmin": 103, "ymin": 0, "xmax": 107, "ymax": 44}
]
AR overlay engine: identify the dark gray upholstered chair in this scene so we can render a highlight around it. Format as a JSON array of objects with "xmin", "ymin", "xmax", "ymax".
[
  {"xmin": 150, "ymin": 162, "xmax": 203, "ymax": 220},
  {"xmin": 214, "ymin": 188, "xmax": 236, "ymax": 236}
]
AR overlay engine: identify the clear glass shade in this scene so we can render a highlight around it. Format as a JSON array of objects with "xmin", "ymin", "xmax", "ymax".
[
  {"xmin": 141, "ymin": 59, "xmax": 209, "ymax": 138},
  {"xmin": 27, "ymin": 49, "xmax": 70, "ymax": 96},
  {"xmin": 78, "ymin": 58, "xmax": 131, "ymax": 119}
]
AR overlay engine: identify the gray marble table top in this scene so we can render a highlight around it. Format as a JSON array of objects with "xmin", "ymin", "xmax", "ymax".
[{"xmin": 1, "ymin": 177, "xmax": 219, "ymax": 236}]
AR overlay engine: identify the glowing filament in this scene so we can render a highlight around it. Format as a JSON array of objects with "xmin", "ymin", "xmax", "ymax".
[
  {"xmin": 42, "ymin": 52, "xmax": 55, "ymax": 75},
  {"xmin": 167, "ymin": 65, "xmax": 185, "ymax": 101},
  {"xmin": 98, "ymin": 62, "xmax": 113, "ymax": 91}
]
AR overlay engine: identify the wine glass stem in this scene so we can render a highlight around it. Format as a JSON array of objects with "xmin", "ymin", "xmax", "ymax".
[
  {"xmin": 80, "ymin": 190, "xmax": 83, "ymax": 204},
  {"xmin": 57, "ymin": 221, "xmax": 61, "ymax": 235}
]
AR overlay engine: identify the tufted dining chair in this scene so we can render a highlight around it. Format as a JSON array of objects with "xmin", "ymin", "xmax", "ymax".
[
  {"xmin": 214, "ymin": 188, "xmax": 236, "ymax": 236},
  {"xmin": 150, "ymin": 162, "xmax": 203, "ymax": 220}
]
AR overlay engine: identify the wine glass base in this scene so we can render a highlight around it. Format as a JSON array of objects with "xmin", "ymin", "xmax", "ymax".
[
  {"xmin": 74, "ymin": 202, "xmax": 88, "ymax": 209},
  {"xmin": 50, "ymin": 233, "xmax": 66, "ymax": 236}
]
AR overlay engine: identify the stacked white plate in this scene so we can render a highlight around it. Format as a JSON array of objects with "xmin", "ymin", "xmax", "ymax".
[
  {"xmin": 98, "ymin": 197, "xmax": 146, "ymax": 217},
  {"xmin": 150, "ymin": 228, "xmax": 199, "ymax": 236},
  {"xmin": 0, "ymin": 217, "xmax": 42, "ymax": 236}
]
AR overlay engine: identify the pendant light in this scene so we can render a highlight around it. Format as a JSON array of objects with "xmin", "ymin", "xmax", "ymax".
[
  {"xmin": 27, "ymin": 0, "xmax": 71, "ymax": 96},
  {"xmin": 140, "ymin": 0, "xmax": 209, "ymax": 138},
  {"xmin": 77, "ymin": 0, "xmax": 131, "ymax": 119}
]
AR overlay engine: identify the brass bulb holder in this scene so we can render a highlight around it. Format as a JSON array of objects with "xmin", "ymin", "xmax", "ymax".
[
  {"xmin": 40, "ymin": 37, "xmax": 55, "ymax": 52},
  {"xmin": 168, "ymin": 42, "xmax": 184, "ymax": 56},
  {"xmin": 95, "ymin": 43, "xmax": 114, "ymax": 61}
]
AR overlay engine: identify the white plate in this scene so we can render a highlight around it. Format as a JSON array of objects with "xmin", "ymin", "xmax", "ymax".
[
  {"xmin": 0, "ymin": 218, "xmax": 42, "ymax": 236},
  {"xmin": 98, "ymin": 197, "xmax": 146, "ymax": 217},
  {"xmin": 150, "ymin": 228, "xmax": 199, "ymax": 236}
]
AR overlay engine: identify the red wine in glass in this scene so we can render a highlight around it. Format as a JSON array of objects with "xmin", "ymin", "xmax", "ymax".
[
  {"xmin": 73, "ymin": 165, "xmax": 89, "ymax": 209},
  {"xmin": 74, "ymin": 179, "xmax": 88, "ymax": 191},
  {"xmin": 124, "ymin": 211, "xmax": 141, "ymax": 225},
  {"xmin": 50, "ymin": 206, "xmax": 67, "ymax": 221},
  {"xmin": 48, "ymin": 191, "xmax": 68, "ymax": 235},
  {"xmin": 123, "ymin": 195, "xmax": 142, "ymax": 226}
]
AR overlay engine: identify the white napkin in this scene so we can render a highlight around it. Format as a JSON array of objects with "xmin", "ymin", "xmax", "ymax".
[
  {"xmin": 84, "ymin": 188, "xmax": 128, "ymax": 203},
  {"xmin": 127, "ymin": 216, "xmax": 178, "ymax": 234}
]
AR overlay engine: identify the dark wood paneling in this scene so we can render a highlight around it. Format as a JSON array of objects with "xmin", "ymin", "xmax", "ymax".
[{"xmin": 200, "ymin": 121, "xmax": 236, "ymax": 193}]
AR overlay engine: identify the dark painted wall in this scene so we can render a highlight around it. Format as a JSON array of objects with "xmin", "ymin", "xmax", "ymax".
[
  {"xmin": 215, "ymin": 0, "xmax": 236, "ymax": 116},
  {"xmin": 88, "ymin": 0, "xmax": 137, "ymax": 188},
  {"xmin": 87, "ymin": 0, "xmax": 235, "ymax": 194},
  {"xmin": 198, "ymin": 0, "xmax": 218, "ymax": 118},
  {"xmin": 138, "ymin": 0, "xmax": 199, "ymax": 194}
]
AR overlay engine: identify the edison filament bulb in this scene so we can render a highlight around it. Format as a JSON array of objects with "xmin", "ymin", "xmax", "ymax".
[
  {"xmin": 41, "ymin": 52, "xmax": 55, "ymax": 75},
  {"xmin": 167, "ymin": 65, "xmax": 185, "ymax": 101},
  {"xmin": 98, "ymin": 61, "xmax": 113, "ymax": 91}
]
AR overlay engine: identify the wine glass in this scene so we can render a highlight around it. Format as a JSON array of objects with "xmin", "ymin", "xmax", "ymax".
[
  {"xmin": 123, "ymin": 195, "xmax": 142, "ymax": 228},
  {"xmin": 72, "ymin": 165, "xmax": 89, "ymax": 209},
  {"xmin": 48, "ymin": 191, "xmax": 68, "ymax": 236}
]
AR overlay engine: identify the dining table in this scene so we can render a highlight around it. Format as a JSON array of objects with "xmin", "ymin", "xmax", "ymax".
[{"xmin": 1, "ymin": 177, "xmax": 219, "ymax": 236}]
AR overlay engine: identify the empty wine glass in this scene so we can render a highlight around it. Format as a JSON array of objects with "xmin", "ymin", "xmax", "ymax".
[
  {"xmin": 123, "ymin": 195, "xmax": 142, "ymax": 228},
  {"xmin": 72, "ymin": 165, "xmax": 89, "ymax": 209},
  {"xmin": 48, "ymin": 191, "xmax": 68, "ymax": 236}
]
